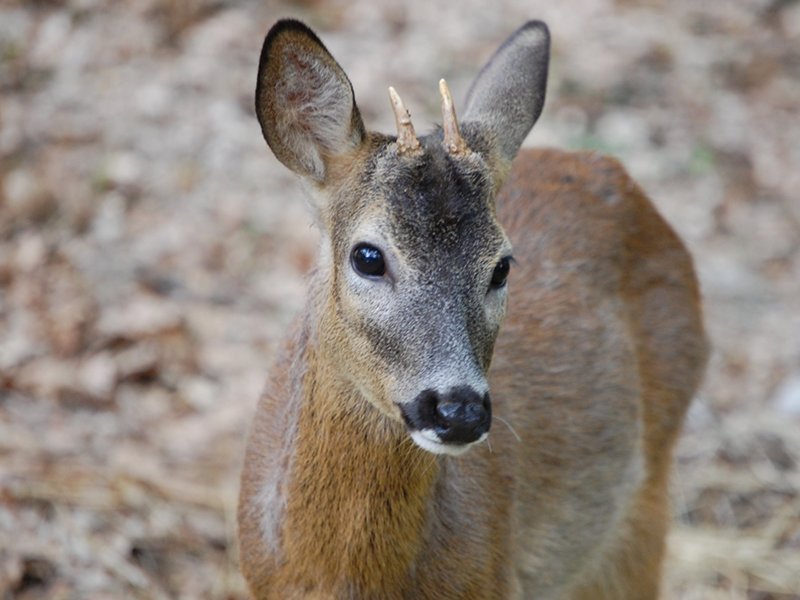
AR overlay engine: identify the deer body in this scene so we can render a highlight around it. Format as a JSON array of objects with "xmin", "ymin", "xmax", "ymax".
[{"xmin": 239, "ymin": 20, "xmax": 708, "ymax": 600}]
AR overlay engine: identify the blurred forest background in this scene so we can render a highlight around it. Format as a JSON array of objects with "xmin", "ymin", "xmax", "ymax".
[{"xmin": 1, "ymin": 0, "xmax": 799, "ymax": 598}]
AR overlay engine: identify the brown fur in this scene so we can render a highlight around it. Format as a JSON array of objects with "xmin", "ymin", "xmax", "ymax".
[
  {"xmin": 238, "ymin": 147, "xmax": 708, "ymax": 599},
  {"xmin": 493, "ymin": 149, "xmax": 707, "ymax": 597}
]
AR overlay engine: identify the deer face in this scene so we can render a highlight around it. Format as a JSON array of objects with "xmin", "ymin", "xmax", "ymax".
[
  {"xmin": 322, "ymin": 140, "xmax": 511, "ymax": 454},
  {"xmin": 255, "ymin": 20, "xmax": 548, "ymax": 454}
]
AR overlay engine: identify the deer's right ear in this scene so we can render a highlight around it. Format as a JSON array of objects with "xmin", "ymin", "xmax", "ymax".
[{"xmin": 256, "ymin": 20, "xmax": 366, "ymax": 183}]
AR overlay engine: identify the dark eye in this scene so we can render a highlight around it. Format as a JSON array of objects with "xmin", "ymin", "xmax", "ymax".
[
  {"xmin": 490, "ymin": 257, "xmax": 511, "ymax": 289},
  {"xmin": 351, "ymin": 243, "xmax": 386, "ymax": 278}
]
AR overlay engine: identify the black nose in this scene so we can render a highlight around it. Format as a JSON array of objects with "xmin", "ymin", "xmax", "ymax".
[{"xmin": 402, "ymin": 386, "xmax": 492, "ymax": 445}]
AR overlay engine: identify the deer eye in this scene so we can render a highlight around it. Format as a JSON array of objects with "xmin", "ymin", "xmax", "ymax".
[
  {"xmin": 351, "ymin": 243, "xmax": 386, "ymax": 278},
  {"xmin": 490, "ymin": 257, "xmax": 511, "ymax": 289}
]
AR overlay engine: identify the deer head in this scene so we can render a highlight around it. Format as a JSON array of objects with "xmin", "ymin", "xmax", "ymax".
[{"xmin": 255, "ymin": 19, "xmax": 549, "ymax": 455}]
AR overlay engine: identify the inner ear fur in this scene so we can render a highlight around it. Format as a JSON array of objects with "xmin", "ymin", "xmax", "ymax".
[{"xmin": 256, "ymin": 19, "xmax": 366, "ymax": 182}]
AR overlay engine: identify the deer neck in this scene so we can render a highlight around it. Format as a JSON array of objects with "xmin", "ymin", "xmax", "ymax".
[{"xmin": 280, "ymin": 314, "xmax": 440, "ymax": 594}]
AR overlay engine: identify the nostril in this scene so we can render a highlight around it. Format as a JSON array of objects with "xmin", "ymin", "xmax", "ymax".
[
  {"xmin": 463, "ymin": 401, "xmax": 490, "ymax": 435},
  {"xmin": 465, "ymin": 401, "xmax": 486, "ymax": 424},
  {"xmin": 434, "ymin": 401, "xmax": 461, "ymax": 429}
]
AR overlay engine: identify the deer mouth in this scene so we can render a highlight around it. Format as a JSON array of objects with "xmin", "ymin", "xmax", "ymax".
[{"xmin": 408, "ymin": 429, "xmax": 489, "ymax": 456}]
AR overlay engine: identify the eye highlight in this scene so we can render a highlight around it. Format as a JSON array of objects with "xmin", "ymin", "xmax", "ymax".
[
  {"xmin": 351, "ymin": 243, "xmax": 386, "ymax": 278},
  {"xmin": 490, "ymin": 256, "xmax": 511, "ymax": 289}
]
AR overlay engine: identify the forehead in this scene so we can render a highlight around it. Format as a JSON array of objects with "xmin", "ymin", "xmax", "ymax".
[{"xmin": 361, "ymin": 136, "xmax": 504, "ymax": 261}]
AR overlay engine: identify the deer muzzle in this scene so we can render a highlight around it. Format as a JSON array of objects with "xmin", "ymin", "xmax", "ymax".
[{"xmin": 399, "ymin": 386, "xmax": 492, "ymax": 454}]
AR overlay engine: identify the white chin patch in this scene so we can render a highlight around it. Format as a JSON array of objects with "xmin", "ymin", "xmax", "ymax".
[{"xmin": 410, "ymin": 430, "xmax": 488, "ymax": 456}]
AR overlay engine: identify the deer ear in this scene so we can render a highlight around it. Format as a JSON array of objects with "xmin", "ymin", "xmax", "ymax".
[
  {"xmin": 256, "ymin": 20, "xmax": 366, "ymax": 183},
  {"xmin": 462, "ymin": 21, "xmax": 550, "ymax": 167}
]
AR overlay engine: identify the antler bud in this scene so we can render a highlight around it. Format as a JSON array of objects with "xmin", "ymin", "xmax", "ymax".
[
  {"xmin": 388, "ymin": 86, "xmax": 421, "ymax": 155},
  {"xmin": 439, "ymin": 79, "xmax": 469, "ymax": 155}
]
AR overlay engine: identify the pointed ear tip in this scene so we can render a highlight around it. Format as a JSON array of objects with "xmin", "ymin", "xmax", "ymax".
[
  {"xmin": 519, "ymin": 20, "xmax": 551, "ymax": 46},
  {"xmin": 257, "ymin": 18, "xmax": 332, "ymax": 108},
  {"xmin": 522, "ymin": 20, "xmax": 549, "ymax": 33},
  {"xmin": 261, "ymin": 19, "xmax": 325, "ymax": 59},
  {"xmin": 266, "ymin": 18, "xmax": 316, "ymax": 40}
]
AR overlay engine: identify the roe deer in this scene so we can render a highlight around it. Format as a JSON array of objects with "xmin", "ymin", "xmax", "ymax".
[{"xmin": 238, "ymin": 19, "xmax": 708, "ymax": 599}]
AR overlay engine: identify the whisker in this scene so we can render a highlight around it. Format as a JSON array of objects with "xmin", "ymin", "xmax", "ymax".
[
  {"xmin": 404, "ymin": 435, "xmax": 437, "ymax": 478},
  {"xmin": 495, "ymin": 415, "xmax": 522, "ymax": 443},
  {"xmin": 418, "ymin": 454, "xmax": 438, "ymax": 480}
]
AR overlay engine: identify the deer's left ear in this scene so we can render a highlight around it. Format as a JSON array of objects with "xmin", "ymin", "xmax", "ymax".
[
  {"xmin": 461, "ymin": 21, "xmax": 550, "ymax": 174},
  {"xmin": 256, "ymin": 19, "xmax": 366, "ymax": 183}
]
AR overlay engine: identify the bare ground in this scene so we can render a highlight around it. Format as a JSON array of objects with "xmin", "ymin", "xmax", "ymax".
[{"xmin": 1, "ymin": 0, "xmax": 799, "ymax": 598}]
